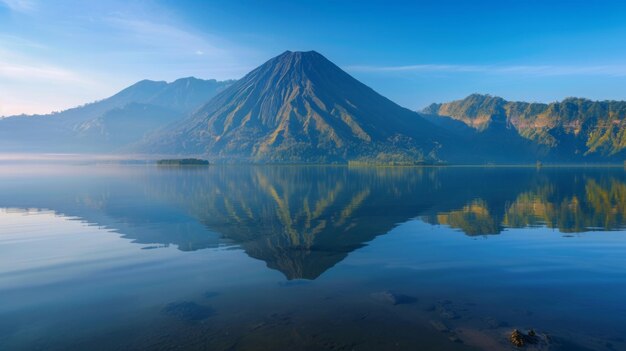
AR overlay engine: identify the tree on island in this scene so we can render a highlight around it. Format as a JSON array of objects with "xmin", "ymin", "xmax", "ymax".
[{"xmin": 156, "ymin": 158, "xmax": 209, "ymax": 166}]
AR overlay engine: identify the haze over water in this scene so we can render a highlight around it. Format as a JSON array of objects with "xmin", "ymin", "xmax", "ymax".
[{"xmin": 1, "ymin": 164, "xmax": 626, "ymax": 350}]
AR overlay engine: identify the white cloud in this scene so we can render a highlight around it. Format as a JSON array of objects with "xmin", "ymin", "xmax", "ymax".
[{"xmin": 347, "ymin": 63, "xmax": 626, "ymax": 77}]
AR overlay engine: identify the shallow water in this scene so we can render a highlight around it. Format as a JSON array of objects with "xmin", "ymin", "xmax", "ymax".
[{"xmin": 1, "ymin": 165, "xmax": 626, "ymax": 350}]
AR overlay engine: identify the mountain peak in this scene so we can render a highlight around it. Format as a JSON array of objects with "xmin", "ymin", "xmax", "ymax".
[
  {"xmin": 265, "ymin": 50, "xmax": 334, "ymax": 73},
  {"xmin": 173, "ymin": 76, "xmax": 203, "ymax": 83},
  {"xmin": 278, "ymin": 50, "xmax": 322, "ymax": 57}
]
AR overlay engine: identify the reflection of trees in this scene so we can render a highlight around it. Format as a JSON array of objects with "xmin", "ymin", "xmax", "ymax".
[
  {"xmin": 505, "ymin": 178, "xmax": 626, "ymax": 233},
  {"xmin": 585, "ymin": 179, "xmax": 626, "ymax": 230},
  {"xmin": 435, "ymin": 175, "xmax": 626, "ymax": 235},
  {"xmin": 436, "ymin": 199, "xmax": 501, "ymax": 235},
  {"xmin": 503, "ymin": 185, "xmax": 561, "ymax": 229}
]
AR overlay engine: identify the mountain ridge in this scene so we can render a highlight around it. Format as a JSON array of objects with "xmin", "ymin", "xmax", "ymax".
[
  {"xmin": 0, "ymin": 77, "xmax": 234, "ymax": 152},
  {"xmin": 424, "ymin": 93, "xmax": 626, "ymax": 160}
]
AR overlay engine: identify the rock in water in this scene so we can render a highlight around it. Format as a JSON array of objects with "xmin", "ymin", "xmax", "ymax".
[
  {"xmin": 510, "ymin": 329, "xmax": 526, "ymax": 347},
  {"xmin": 509, "ymin": 328, "xmax": 541, "ymax": 347}
]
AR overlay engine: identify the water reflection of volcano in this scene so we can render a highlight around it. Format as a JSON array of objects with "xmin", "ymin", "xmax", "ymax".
[
  {"xmin": 2, "ymin": 165, "xmax": 626, "ymax": 280},
  {"xmin": 145, "ymin": 166, "xmax": 441, "ymax": 279}
]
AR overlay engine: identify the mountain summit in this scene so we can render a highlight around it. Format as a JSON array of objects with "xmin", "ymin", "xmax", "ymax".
[{"xmin": 144, "ymin": 50, "xmax": 444, "ymax": 163}]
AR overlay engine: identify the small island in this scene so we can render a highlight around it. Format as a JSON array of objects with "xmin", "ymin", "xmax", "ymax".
[{"xmin": 156, "ymin": 158, "xmax": 210, "ymax": 166}]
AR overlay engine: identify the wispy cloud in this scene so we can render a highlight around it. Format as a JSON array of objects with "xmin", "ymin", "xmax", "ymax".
[
  {"xmin": 347, "ymin": 63, "xmax": 626, "ymax": 77},
  {"xmin": 105, "ymin": 16, "xmax": 231, "ymax": 58},
  {"xmin": 0, "ymin": 1, "xmax": 260, "ymax": 116},
  {"xmin": 0, "ymin": 59, "xmax": 84, "ymax": 82},
  {"xmin": 97, "ymin": 11, "xmax": 258, "ymax": 79},
  {"xmin": 0, "ymin": 34, "xmax": 47, "ymax": 49},
  {"xmin": 0, "ymin": 45, "xmax": 112, "ymax": 116},
  {"xmin": 0, "ymin": 0, "xmax": 36, "ymax": 13},
  {"xmin": 0, "ymin": 52, "xmax": 110, "ymax": 116},
  {"xmin": 0, "ymin": 47, "xmax": 86, "ymax": 83}
]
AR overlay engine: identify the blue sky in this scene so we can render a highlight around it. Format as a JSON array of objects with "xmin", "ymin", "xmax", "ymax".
[{"xmin": 2, "ymin": 0, "xmax": 626, "ymax": 116}]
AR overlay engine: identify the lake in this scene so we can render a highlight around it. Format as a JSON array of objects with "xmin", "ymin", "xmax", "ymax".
[{"xmin": 1, "ymin": 164, "xmax": 625, "ymax": 350}]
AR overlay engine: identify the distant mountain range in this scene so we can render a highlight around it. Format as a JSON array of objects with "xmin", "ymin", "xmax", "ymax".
[
  {"xmin": 0, "ymin": 77, "xmax": 233, "ymax": 152},
  {"xmin": 3, "ymin": 50, "xmax": 626, "ymax": 163},
  {"xmin": 424, "ymin": 94, "xmax": 626, "ymax": 161}
]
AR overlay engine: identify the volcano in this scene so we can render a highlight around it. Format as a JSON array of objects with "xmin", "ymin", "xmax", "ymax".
[{"xmin": 144, "ymin": 50, "xmax": 447, "ymax": 163}]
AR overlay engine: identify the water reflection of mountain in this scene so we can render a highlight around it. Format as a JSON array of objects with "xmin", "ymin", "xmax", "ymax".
[
  {"xmin": 429, "ymin": 170, "xmax": 626, "ymax": 234},
  {"xmin": 2, "ymin": 166, "xmax": 626, "ymax": 279},
  {"xmin": 144, "ymin": 167, "xmax": 442, "ymax": 279}
]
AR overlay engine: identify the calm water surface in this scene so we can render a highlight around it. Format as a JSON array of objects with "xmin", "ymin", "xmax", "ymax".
[{"xmin": 1, "ymin": 165, "xmax": 626, "ymax": 350}]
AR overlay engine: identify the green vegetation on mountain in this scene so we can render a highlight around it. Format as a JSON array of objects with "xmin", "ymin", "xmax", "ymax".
[{"xmin": 424, "ymin": 94, "xmax": 626, "ymax": 160}]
